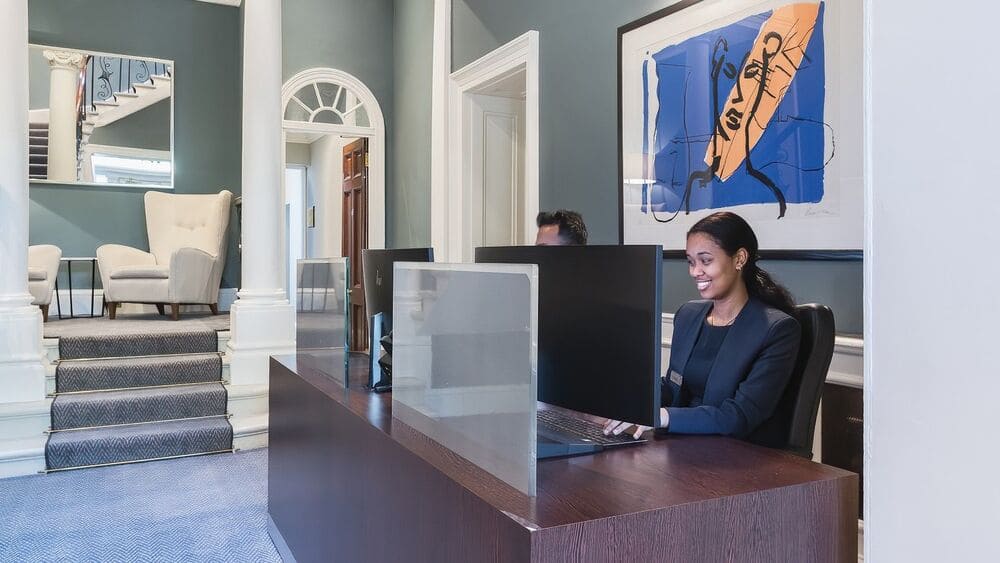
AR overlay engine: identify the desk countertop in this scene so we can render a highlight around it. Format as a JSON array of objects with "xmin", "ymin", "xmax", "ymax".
[{"xmin": 272, "ymin": 352, "xmax": 855, "ymax": 530}]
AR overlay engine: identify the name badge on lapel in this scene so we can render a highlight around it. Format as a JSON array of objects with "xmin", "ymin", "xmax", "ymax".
[{"xmin": 669, "ymin": 370, "xmax": 683, "ymax": 386}]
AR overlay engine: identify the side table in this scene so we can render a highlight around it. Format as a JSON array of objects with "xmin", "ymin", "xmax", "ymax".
[{"xmin": 55, "ymin": 257, "xmax": 106, "ymax": 319}]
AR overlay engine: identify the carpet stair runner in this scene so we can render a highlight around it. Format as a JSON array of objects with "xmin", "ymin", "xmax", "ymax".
[{"xmin": 45, "ymin": 330, "xmax": 233, "ymax": 471}]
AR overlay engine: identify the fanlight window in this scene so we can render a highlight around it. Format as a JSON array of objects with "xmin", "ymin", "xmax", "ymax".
[{"xmin": 283, "ymin": 80, "xmax": 370, "ymax": 127}]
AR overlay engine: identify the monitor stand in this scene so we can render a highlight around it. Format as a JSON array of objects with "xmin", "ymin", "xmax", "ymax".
[{"xmin": 368, "ymin": 313, "xmax": 392, "ymax": 392}]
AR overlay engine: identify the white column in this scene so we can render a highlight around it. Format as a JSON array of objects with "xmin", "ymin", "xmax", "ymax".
[
  {"xmin": 227, "ymin": 0, "xmax": 295, "ymax": 386},
  {"xmin": 0, "ymin": 0, "xmax": 49, "ymax": 478},
  {"xmin": 42, "ymin": 49, "xmax": 85, "ymax": 183}
]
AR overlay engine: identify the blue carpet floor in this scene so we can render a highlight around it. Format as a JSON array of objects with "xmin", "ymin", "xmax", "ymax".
[{"xmin": 0, "ymin": 450, "xmax": 280, "ymax": 562}]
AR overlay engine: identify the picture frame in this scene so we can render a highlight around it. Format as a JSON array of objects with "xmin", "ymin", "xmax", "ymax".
[{"xmin": 618, "ymin": 0, "xmax": 863, "ymax": 258}]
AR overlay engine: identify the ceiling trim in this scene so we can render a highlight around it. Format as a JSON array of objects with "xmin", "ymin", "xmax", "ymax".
[{"xmin": 195, "ymin": 0, "xmax": 242, "ymax": 7}]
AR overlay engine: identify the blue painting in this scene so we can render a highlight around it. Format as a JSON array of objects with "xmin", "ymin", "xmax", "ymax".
[{"xmin": 640, "ymin": 2, "xmax": 829, "ymax": 222}]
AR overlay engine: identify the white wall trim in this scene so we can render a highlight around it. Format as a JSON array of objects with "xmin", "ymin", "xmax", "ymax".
[
  {"xmin": 430, "ymin": 0, "xmax": 452, "ymax": 257},
  {"xmin": 281, "ymin": 67, "xmax": 386, "ymax": 250},
  {"xmin": 661, "ymin": 313, "xmax": 864, "ymax": 388},
  {"xmin": 195, "ymin": 0, "xmax": 242, "ymax": 6},
  {"xmin": 48, "ymin": 288, "xmax": 237, "ymax": 317},
  {"xmin": 442, "ymin": 31, "xmax": 539, "ymax": 261}
]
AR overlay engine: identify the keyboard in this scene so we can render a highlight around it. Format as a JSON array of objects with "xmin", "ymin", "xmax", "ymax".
[{"xmin": 536, "ymin": 409, "xmax": 646, "ymax": 447}]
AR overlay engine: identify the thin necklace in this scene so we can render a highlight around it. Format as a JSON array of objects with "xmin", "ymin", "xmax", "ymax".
[{"xmin": 708, "ymin": 303, "xmax": 745, "ymax": 326}]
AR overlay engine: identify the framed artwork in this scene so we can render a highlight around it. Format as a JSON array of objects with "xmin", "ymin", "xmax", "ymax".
[{"xmin": 618, "ymin": 0, "xmax": 863, "ymax": 255}]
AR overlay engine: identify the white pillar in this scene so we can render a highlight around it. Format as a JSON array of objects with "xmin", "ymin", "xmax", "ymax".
[
  {"xmin": 227, "ymin": 0, "xmax": 295, "ymax": 386},
  {"xmin": 42, "ymin": 49, "xmax": 85, "ymax": 183},
  {"xmin": 0, "ymin": 0, "xmax": 49, "ymax": 478}
]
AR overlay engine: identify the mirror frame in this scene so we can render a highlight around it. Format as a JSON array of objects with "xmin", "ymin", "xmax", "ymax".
[{"xmin": 28, "ymin": 43, "xmax": 175, "ymax": 191}]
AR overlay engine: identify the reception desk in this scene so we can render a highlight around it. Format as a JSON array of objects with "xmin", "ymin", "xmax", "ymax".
[{"xmin": 268, "ymin": 352, "xmax": 858, "ymax": 562}]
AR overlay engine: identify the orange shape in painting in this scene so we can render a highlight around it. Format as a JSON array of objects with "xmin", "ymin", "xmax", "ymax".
[{"xmin": 705, "ymin": 3, "xmax": 822, "ymax": 181}]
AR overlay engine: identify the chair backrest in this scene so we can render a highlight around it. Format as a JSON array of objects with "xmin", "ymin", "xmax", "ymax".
[
  {"xmin": 144, "ymin": 190, "xmax": 233, "ymax": 266},
  {"xmin": 750, "ymin": 303, "xmax": 836, "ymax": 458},
  {"xmin": 28, "ymin": 244, "xmax": 62, "ymax": 285}
]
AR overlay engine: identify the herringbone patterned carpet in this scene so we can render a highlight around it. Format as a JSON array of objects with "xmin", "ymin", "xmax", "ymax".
[{"xmin": 0, "ymin": 450, "xmax": 279, "ymax": 562}]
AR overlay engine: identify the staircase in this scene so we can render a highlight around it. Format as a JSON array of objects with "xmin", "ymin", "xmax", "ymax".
[
  {"xmin": 28, "ymin": 122, "xmax": 49, "ymax": 180},
  {"xmin": 79, "ymin": 73, "xmax": 172, "ymax": 150},
  {"xmin": 45, "ymin": 329, "xmax": 234, "ymax": 472}
]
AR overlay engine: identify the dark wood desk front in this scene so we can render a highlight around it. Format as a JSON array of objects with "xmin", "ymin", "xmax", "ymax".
[{"xmin": 268, "ymin": 353, "xmax": 858, "ymax": 563}]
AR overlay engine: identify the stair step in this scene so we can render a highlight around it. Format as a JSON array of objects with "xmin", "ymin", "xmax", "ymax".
[
  {"xmin": 116, "ymin": 92, "xmax": 139, "ymax": 99},
  {"xmin": 29, "ymin": 154, "xmax": 47, "ymax": 164},
  {"xmin": 94, "ymin": 100, "xmax": 118, "ymax": 108},
  {"xmin": 29, "ymin": 134, "xmax": 48, "ymax": 142},
  {"xmin": 56, "ymin": 352, "xmax": 223, "ymax": 392},
  {"xmin": 59, "ymin": 330, "xmax": 220, "ymax": 360},
  {"xmin": 51, "ymin": 383, "xmax": 227, "ymax": 430},
  {"xmin": 134, "ymin": 83, "xmax": 157, "ymax": 91},
  {"xmin": 45, "ymin": 417, "xmax": 233, "ymax": 471},
  {"xmin": 29, "ymin": 145, "xmax": 47, "ymax": 154}
]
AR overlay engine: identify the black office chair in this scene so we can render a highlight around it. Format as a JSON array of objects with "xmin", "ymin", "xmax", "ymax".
[{"xmin": 749, "ymin": 304, "xmax": 836, "ymax": 458}]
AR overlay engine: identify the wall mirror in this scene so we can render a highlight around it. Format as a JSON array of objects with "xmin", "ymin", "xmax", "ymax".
[{"xmin": 28, "ymin": 45, "xmax": 174, "ymax": 189}]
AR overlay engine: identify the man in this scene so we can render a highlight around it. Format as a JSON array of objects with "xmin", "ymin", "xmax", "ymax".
[{"xmin": 534, "ymin": 210, "xmax": 588, "ymax": 246}]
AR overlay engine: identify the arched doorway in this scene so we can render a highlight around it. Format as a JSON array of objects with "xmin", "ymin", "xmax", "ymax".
[{"xmin": 281, "ymin": 68, "xmax": 385, "ymax": 350}]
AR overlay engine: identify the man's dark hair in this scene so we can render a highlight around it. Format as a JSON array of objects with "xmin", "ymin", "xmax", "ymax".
[{"xmin": 536, "ymin": 210, "xmax": 588, "ymax": 245}]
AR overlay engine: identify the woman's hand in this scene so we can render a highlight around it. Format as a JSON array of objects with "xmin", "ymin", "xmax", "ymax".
[{"xmin": 602, "ymin": 408, "xmax": 669, "ymax": 439}]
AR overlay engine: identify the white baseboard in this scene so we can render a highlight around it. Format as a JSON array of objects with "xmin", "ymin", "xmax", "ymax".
[
  {"xmin": 50, "ymin": 288, "xmax": 238, "ymax": 318},
  {"xmin": 232, "ymin": 413, "xmax": 268, "ymax": 450},
  {"xmin": 0, "ymin": 400, "xmax": 51, "ymax": 479},
  {"xmin": 0, "ymin": 438, "xmax": 46, "ymax": 479}
]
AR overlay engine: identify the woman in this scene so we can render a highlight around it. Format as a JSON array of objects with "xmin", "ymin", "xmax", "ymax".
[{"xmin": 604, "ymin": 212, "xmax": 801, "ymax": 441}]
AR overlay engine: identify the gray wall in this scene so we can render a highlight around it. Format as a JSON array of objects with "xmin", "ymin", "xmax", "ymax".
[
  {"xmin": 452, "ymin": 0, "xmax": 863, "ymax": 334},
  {"xmin": 282, "ymin": 0, "xmax": 397, "ymax": 244},
  {"xmin": 28, "ymin": 48, "xmax": 49, "ymax": 110},
  {"xmin": 88, "ymin": 99, "xmax": 171, "ymax": 151},
  {"xmin": 391, "ymin": 0, "xmax": 434, "ymax": 247},
  {"xmin": 28, "ymin": 0, "xmax": 243, "ymax": 289}
]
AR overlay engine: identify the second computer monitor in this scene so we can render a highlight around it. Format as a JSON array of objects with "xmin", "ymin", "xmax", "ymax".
[
  {"xmin": 362, "ymin": 247, "xmax": 434, "ymax": 332},
  {"xmin": 476, "ymin": 245, "xmax": 662, "ymax": 427}
]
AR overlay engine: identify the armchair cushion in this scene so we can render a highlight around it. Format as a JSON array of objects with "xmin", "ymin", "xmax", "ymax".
[
  {"xmin": 110, "ymin": 265, "xmax": 170, "ymax": 280},
  {"xmin": 28, "ymin": 244, "xmax": 62, "ymax": 307}
]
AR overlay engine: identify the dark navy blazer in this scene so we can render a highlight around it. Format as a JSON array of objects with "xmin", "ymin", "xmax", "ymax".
[{"xmin": 663, "ymin": 298, "xmax": 801, "ymax": 438}]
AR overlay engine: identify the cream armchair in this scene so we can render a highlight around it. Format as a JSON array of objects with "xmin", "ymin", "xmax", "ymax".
[
  {"xmin": 28, "ymin": 244, "xmax": 62, "ymax": 322},
  {"xmin": 97, "ymin": 190, "xmax": 233, "ymax": 320}
]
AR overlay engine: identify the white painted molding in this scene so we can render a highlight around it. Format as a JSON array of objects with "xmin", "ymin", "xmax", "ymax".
[
  {"xmin": 28, "ymin": 108, "xmax": 49, "ymax": 124},
  {"xmin": 0, "ymin": 399, "xmax": 50, "ymax": 478},
  {"xmin": 445, "ymin": 31, "xmax": 540, "ymax": 261},
  {"xmin": 661, "ymin": 313, "xmax": 864, "ymax": 388},
  {"xmin": 430, "ymin": 0, "xmax": 452, "ymax": 258},
  {"xmin": 195, "ymin": 0, "xmax": 241, "ymax": 6},
  {"xmin": 47, "ymin": 288, "xmax": 237, "ymax": 317},
  {"xmin": 281, "ymin": 67, "xmax": 386, "ymax": 250}
]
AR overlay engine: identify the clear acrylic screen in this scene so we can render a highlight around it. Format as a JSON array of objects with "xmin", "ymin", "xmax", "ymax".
[
  {"xmin": 296, "ymin": 258, "xmax": 349, "ymax": 386},
  {"xmin": 391, "ymin": 262, "xmax": 538, "ymax": 496}
]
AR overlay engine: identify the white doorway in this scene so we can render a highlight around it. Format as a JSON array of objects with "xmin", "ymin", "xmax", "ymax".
[
  {"xmin": 442, "ymin": 31, "xmax": 539, "ymax": 262},
  {"xmin": 284, "ymin": 164, "xmax": 306, "ymax": 306},
  {"xmin": 464, "ymin": 87, "xmax": 527, "ymax": 261},
  {"xmin": 281, "ymin": 68, "xmax": 385, "ymax": 251}
]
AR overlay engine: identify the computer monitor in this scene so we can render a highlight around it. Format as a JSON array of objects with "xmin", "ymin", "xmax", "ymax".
[
  {"xmin": 475, "ymin": 245, "xmax": 662, "ymax": 427},
  {"xmin": 362, "ymin": 248, "xmax": 434, "ymax": 391},
  {"xmin": 362, "ymin": 248, "xmax": 435, "ymax": 332}
]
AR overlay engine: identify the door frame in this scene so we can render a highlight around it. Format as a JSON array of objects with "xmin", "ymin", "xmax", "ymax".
[
  {"xmin": 438, "ymin": 31, "xmax": 539, "ymax": 262},
  {"xmin": 281, "ymin": 68, "xmax": 385, "ymax": 252}
]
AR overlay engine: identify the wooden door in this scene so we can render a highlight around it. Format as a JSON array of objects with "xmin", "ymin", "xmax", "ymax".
[{"xmin": 342, "ymin": 138, "xmax": 369, "ymax": 351}]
